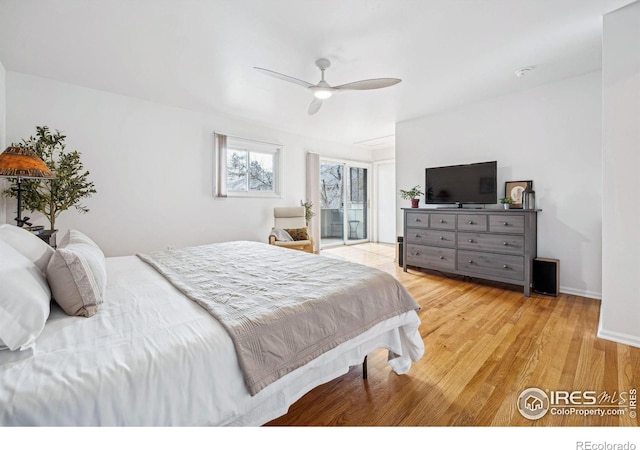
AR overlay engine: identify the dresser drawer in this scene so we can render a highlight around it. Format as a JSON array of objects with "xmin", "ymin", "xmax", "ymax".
[
  {"xmin": 458, "ymin": 232, "xmax": 525, "ymax": 255},
  {"xmin": 429, "ymin": 214, "xmax": 456, "ymax": 230},
  {"xmin": 457, "ymin": 251, "xmax": 524, "ymax": 281},
  {"xmin": 489, "ymin": 215, "xmax": 525, "ymax": 234},
  {"xmin": 405, "ymin": 212, "xmax": 429, "ymax": 228},
  {"xmin": 406, "ymin": 228, "xmax": 456, "ymax": 247},
  {"xmin": 406, "ymin": 244, "xmax": 456, "ymax": 271},
  {"xmin": 457, "ymin": 214, "xmax": 488, "ymax": 231}
]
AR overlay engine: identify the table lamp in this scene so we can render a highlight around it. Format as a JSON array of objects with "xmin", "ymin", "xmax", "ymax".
[{"xmin": 0, "ymin": 146, "xmax": 55, "ymax": 227}]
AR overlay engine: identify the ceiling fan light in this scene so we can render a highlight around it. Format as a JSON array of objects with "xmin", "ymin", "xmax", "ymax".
[{"xmin": 311, "ymin": 87, "xmax": 333, "ymax": 99}]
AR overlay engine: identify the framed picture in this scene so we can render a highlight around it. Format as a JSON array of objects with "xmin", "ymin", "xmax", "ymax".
[{"xmin": 505, "ymin": 180, "xmax": 531, "ymax": 209}]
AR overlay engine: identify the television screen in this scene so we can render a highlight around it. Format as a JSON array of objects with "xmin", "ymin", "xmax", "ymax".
[{"xmin": 425, "ymin": 161, "xmax": 497, "ymax": 205}]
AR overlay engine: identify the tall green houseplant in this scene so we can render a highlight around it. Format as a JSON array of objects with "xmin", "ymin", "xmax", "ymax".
[{"xmin": 3, "ymin": 126, "xmax": 97, "ymax": 230}]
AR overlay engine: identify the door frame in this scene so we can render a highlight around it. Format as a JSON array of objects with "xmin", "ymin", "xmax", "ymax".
[{"xmin": 373, "ymin": 158, "xmax": 395, "ymax": 244}]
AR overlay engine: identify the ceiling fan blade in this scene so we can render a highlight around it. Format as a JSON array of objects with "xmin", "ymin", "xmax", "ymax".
[
  {"xmin": 308, "ymin": 98, "xmax": 322, "ymax": 115},
  {"xmin": 254, "ymin": 67, "xmax": 314, "ymax": 89},
  {"xmin": 334, "ymin": 78, "xmax": 402, "ymax": 91}
]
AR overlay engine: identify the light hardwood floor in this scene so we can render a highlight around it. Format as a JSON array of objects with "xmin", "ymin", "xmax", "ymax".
[{"xmin": 267, "ymin": 243, "xmax": 640, "ymax": 427}]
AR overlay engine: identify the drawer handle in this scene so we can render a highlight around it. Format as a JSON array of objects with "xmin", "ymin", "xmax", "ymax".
[
  {"xmin": 467, "ymin": 220, "xmax": 474, "ymax": 225},
  {"xmin": 503, "ymin": 222, "xmax": 509, "ymax": 226},
  {"xmin": 440, "ymin": 236, "xmax": 445, "ymax": 240},
  {"xmin": 415, "ymin": 234, "xmax": 421, "ymax": 238},
  {"xmin": 439, "ymin": 256, "xmax": 444, "ymax": 260},
  {"xmin": 468, "ymin": 239, "xmax": 474, "ymax": 243},
  {"xmin": 503, "ymin": 264, "xmax": 509, "ymax": 269},
  {"xmin": 411, "ymin": 252, "xmax": 420, "ymax": 256},
  {"xmin": 503, "ymin": 242, "xmax": 509, "ymax": 246},
  {"xmin": 415, "ymin": 218, "xmax": 421, "ymax": 222},
  {"xmin": 440, "ymin": 219, "xmax": 445, "ymax": 223},
  {"xmin": 468, "ymin": 260, "xmax": 474, "ymax": 264}
]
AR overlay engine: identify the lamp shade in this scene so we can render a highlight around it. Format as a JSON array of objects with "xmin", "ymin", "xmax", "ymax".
[{"xmin": 0, "ymin": 146, "xmax": 55, "ymax": 179}]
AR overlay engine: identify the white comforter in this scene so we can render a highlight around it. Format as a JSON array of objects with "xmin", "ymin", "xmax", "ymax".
[
  {"xmin": 138, "ymin": 241, "xmax": 422, "ymax": 396},
  {"xmin": 0, "ymin": 254, "xmax": 424, "ymax": 426}
]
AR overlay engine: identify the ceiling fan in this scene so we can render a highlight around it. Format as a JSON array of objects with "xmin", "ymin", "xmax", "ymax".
[{"xmin": 254, "ymin": 58, "xmax": 401, "ymax": 115}]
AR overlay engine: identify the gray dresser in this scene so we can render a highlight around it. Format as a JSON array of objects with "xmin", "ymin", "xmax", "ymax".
[{"xmin": 402, "ymin": 208, "xmax": 538, "ymax": 296}]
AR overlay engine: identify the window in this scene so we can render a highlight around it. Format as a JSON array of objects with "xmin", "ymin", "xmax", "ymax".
[
  {"xmin": 214, "ymin": 132, "xmax": 281, "ymax": 197},
  {"xmin": 349, "ymin": 167, "xmax": 366, "ymax": 202},
  {"xmin": 227, "ymin": 148, "xmax": 274, "ymax": 192}
]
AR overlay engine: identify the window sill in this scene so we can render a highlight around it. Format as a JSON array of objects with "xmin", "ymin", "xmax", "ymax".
[{"xmin": 219, "ymin": 191, "xmax": 281, "ymax": 199}]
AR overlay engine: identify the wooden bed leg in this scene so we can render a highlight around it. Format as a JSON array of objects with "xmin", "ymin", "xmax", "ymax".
[{"xmin": 362, "ymin": 355, "xmax": 368, "ymax": 380}]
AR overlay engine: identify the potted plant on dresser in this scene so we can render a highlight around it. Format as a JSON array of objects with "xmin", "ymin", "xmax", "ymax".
[
  {"xmin": 499, "ymin": 197, "xmax": 513, "ymax": 209},
  {"xmin": 2, "ymin": 126, "xmax": 96, "ymax": 246},
  {"xmin": 400, "ymin": 185, "xmax": 424, "ymax": 208}
]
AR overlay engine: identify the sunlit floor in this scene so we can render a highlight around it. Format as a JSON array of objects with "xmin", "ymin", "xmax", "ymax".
[
  {"xmin": 320, "ymin": 239, "xmax": 392, "ymax": 250},
  {"xmin": 269, "ymin": 242, "xmax": 640, "ymax": 427}
]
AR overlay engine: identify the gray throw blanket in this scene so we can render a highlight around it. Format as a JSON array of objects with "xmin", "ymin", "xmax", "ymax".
[{"xmin": 137, "ymin": 241, "xmax": 420, "ymax": 396}]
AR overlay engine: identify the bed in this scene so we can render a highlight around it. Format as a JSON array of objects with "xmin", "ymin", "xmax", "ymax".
[{"xmin": 0, "ymin": 227, "xmax": 424, "ymax": 426}]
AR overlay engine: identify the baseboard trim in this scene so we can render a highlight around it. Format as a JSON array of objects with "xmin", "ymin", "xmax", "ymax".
[
  {"xmin": 559, "ymin": 286, "xmax": 602, "ymax": 300},
  {"xmin": 597, "ymin": 327, "xmax": 640, "ymax": 349}
]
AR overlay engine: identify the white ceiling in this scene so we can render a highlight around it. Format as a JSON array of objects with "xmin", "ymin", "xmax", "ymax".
[{"xmin": 0, "ymin": 0, "xmax": 634, "ymax": 147}]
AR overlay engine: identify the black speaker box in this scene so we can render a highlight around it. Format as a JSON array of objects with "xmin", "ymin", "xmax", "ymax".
[{"xmin": 533, "ymin": 258, "xmax": 559, "ymax": 296}]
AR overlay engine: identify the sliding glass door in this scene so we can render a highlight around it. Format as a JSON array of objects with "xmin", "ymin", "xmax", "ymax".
[
  {"xmin": 347, "ymin": 166, "xmax": 368, "ymax": 242},
  {"xmin": 320, "ymin": 162, "xmax": 344, "ymax": 247},
  {"xmin": 320, "ymin": 160, "xmax": 370, "ymax": 248}
]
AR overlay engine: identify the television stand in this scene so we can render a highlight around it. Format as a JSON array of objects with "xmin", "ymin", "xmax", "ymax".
[{"xmin": 403, "ymin": 208, "xmax": 538, "ymax": 297}]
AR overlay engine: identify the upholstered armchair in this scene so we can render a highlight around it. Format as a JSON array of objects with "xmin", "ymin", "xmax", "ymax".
[{"xmin": 268, "ymin": 207, "xmax": 314, "ymax": 253}]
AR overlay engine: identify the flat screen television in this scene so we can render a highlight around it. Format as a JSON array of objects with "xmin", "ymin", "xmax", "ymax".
[{"xmin": 425, "ymin": 161, "xmax": 497, "ymax": 206}]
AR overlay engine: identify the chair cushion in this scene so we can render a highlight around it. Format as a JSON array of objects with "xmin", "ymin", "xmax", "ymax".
[{"xmin": 283, "ymin": 228, "xmax": 309, "ymax": 241}]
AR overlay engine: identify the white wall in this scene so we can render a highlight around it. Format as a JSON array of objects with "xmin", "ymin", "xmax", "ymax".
[
  {"xmin": 396, "ymin": 72, "xmax": 603, "ymax": 298},
  {"xmin": 372, "ymin": 147, "xmax": 395, "ymax": 161},
  {"xmin": 6, "ymin": 72, "xmax": 371, "ymax": 256},
  {"xmin": 0, "ymin": 58, "xmax": 6, "ymax": 224},
  {"xmin": 374, "ymin": 160, "xmax": 396, "ymax": 244},
  {"xmin": 371, "ymin": 146, "xmax": 396, "ymax": 244},
  {"xmin": 600, "ymin": 2, "xmax": 640, "ymax": 347}
]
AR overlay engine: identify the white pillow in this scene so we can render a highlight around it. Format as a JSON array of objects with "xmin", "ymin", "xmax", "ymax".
[
  {"xmin": 46, "ymin": 230, "xmax": 106, "ymax": 317},
  {"xmin": 66, "ymin": 229, "xmax": 104, "ymax": 252},
  {"xmin": 0, "ymin": 224, "xmax": 55, "ymax": 273},
  {"xmin": 0, "ymin": 240, "xmax": 52, "ymax": 351}
]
